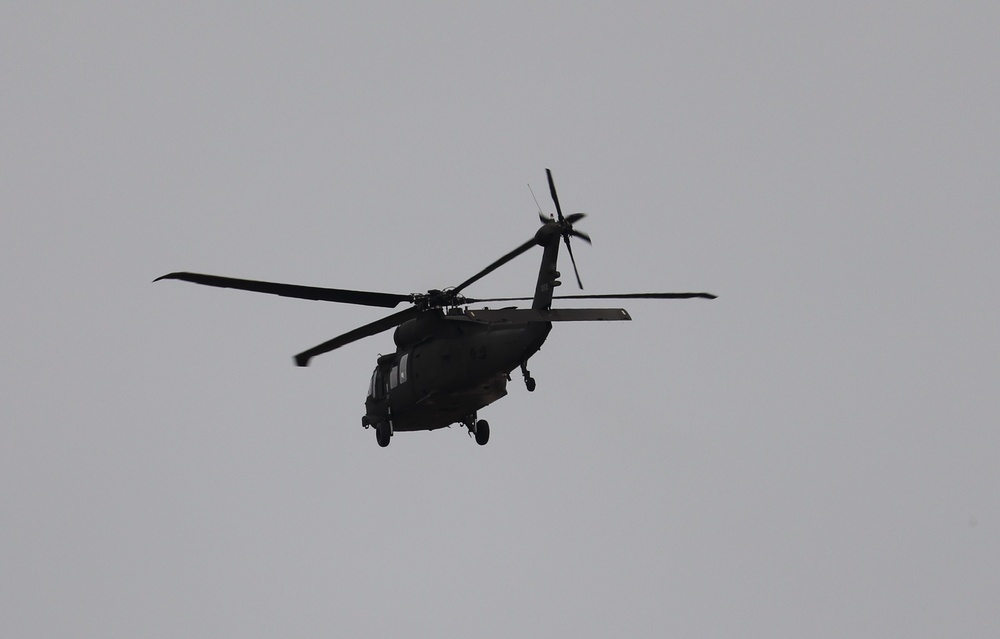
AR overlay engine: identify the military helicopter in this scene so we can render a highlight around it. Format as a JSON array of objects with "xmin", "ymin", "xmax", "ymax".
[{"xmin": 156, "ymin": 170, "xmax": 715, "ymax": 447}]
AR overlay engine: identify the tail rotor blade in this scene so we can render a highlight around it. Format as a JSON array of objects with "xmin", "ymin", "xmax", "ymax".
[
  {"xmin": 562, "ymin": 234, "xmax": 583, "ymax": 289},
  {"xmin": 546, "ymin": 168, "xmax": 565, "ymax": 222},
  {"xmin": 545, "ymin": 168, "xmax": 589, "ymax": 288}
]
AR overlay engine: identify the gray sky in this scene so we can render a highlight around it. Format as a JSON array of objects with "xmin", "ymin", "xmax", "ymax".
[{"xmin": 3, "ymin": 2, "xmax": 999, "ymax": 637}]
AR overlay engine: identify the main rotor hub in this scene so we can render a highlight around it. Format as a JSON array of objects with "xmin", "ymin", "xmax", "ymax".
[{"xmin": 412, "ymin": 289, "xmax": 467, "ymax": 310}]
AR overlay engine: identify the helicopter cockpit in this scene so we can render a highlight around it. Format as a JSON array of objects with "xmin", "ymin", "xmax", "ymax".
[
  {"xmin": 368, "ymin": 352, "xmax": 411, "ymax": 400},
  {"xmin": 367, "ymin": 367, "xmax": 385, "ymax": 399}
]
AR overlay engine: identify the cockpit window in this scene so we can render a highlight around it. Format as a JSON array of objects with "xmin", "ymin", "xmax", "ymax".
[{"xmin": 399, "ymin": 353, "xmax": 409, "ymax": 384}]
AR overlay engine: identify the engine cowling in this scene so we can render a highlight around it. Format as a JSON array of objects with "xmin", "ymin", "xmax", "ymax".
[{"xmin": 393, "ymin": 312, "xmax": 439, "ymax": 347}]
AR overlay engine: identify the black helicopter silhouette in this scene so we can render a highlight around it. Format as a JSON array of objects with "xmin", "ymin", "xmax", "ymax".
[{"xmin": 156, "ymin": 170, "xmax": 715, "ymax": 447}]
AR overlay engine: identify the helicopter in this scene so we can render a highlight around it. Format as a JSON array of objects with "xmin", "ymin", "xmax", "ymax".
[{"xmin": 156, "ymin": 170, "xmax": 715, "ymax": 447}]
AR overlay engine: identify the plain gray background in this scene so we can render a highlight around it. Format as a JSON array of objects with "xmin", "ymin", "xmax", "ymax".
[{"xmin": 3, "ymin": 2, "xmax": 998, "ymax": 637}]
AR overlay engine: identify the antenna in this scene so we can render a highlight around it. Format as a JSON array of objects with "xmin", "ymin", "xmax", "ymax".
[{"xmin": 528, "ymin": 183, "xmax": 549, "ymax": 220}]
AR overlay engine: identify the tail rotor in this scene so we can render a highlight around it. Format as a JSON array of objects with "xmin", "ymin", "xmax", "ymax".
[{"xmin": 545, "ymin": 168, "xmax": 589, "ymax": 289}]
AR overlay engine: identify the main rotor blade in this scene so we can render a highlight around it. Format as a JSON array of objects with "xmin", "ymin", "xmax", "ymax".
[
  {"xmin": 550, "ymin": 292, "xmax": 717, "ymax": 300},
  {"xmin": 450, "ymin": 237, "xmax": 538, "ymax": 296},
  {"xmin": 546, "ymin": 168, "xmax": 565, "ymax": 222},
  {"xmin": 458, "ymin": 307, "xmax": 632, "ymax": 324},
  {"xmin": 155, "ymin": 272, "xmax": 410, "ymax": 308},
  {"xmin": 465, "ymin": 291, "xmax": 717, "ymax": 303},
  {"xmin": 294, "ymin": 306, "xmax": 422, "ymax": 366}
]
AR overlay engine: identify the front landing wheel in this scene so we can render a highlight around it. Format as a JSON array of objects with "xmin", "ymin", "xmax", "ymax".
[
  {"xmin": 474, "ymin": 420, "xmax": 490, "ymax": 446},
  {"xmin": 376, "ymin": 422, "xmax": 391, "ymax": 448}
]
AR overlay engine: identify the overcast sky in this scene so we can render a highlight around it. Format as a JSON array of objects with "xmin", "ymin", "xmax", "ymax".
[{"xmin": 3, "ymin": 2, "xmax": 999, "ymax": 637}]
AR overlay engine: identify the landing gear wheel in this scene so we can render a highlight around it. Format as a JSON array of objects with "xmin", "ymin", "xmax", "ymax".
[
  {"xmin": 474, "ymin": 420, "xmax": 490, "ymax": 446},
  {"xmin": 521, "ymin": 362, "xmax": 536, "ymax": 392},
  {"xmin": 375, "ymin": 422, "xmax": 391, "ymax": 448}
]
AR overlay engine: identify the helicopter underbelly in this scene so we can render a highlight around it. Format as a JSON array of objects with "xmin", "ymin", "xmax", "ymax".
[{"xmin": 391, "ymin": 373, "xmax": 509, "ymax": 432}]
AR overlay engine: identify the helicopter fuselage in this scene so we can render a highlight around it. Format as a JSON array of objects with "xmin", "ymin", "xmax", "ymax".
[{"xmin": 362, "ymin": 309, "xmax": 550, "ymax": 432}]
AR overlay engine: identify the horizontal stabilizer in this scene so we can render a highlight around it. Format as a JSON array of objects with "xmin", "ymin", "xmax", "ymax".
[{"xmin": 456, "ymin": 308, "xmax": 631, "ymax": 325}]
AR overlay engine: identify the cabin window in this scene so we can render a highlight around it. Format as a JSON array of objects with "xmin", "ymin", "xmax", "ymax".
[
  {"xmin": 369, "ymin": 368, "xmax": 384, "ymax": 398},
  {"xmin": 399, "ymin": 353, "xmax": 409, "ymax": 384},
  {"xmin": 389, "ymin": 365, "xmax": 399, "ymax": 389}
]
